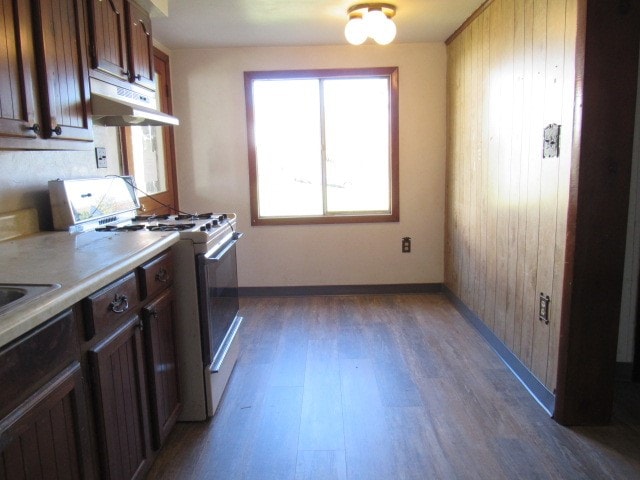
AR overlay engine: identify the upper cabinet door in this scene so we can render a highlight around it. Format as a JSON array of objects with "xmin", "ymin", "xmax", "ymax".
[
  {"xmin": 86, "ymin": 0, "xmax": 129, "ymax": 83},
  {"xmin": 126, "ymin": 1, "xmax": 154, "ymax": 91},
  {"xmin": 0, "ymin": 0, "xmax": 39, "ymax": 140},
  {"xmin": 32, "ymin": 0, "xmax": 93, "ymax": 141}
]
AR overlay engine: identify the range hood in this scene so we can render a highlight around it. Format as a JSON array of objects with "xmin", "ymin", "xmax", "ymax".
[{"xmin": 90, "ymin": 77, "xmax": 179, "ymax": 127}]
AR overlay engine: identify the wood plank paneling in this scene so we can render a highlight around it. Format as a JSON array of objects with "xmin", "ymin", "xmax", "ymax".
[
  {"xmin": 546, "ymin": 0, "xmax": 577, "ymax": 391},
  {"xmin": 506, "ymin": 0, "xmax": 526, "ymax": 352},
  {"xmin": 513, "ymin": 0, "xmax": 534, "ymax": 362},
  {"xmin": 521, "ymin": 0, "xmax": 546, "ymax": 373},
  {"xmin": 532, "ymin": 0, "xmax": 567, "ymax": 385},
  {"xmin": 484, "ymin": 1, "xmax": 499, "ymax": 333},
  {"xmin": 445, "ymin": 0, "xmax": 577, "ymax": 391}
]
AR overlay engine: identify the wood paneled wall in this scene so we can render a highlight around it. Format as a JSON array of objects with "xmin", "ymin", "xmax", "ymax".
[{"xmin": 445, "ymin": 0, "xmax": 578, "ymax": 392}]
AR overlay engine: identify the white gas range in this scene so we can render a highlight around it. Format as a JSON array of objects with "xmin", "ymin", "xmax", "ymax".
[{"xmin": 49, "ymin": 176, "xmax": 243, "ymax": 420}]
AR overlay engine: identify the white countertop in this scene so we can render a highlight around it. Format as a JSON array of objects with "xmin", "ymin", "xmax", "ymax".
[{"xmin": 0, "ymin": 230, "xmax": 180, "ymax": 348}]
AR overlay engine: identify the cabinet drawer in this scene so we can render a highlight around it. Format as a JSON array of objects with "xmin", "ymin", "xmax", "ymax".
[
  {"xmin": 83, "ymin": 271, "xmax": 139, "ymax": 340},
  {"xmin": 139, "ymin": 250, "xmax": 173, "ymax": 300},
  {"xmin": 0, "ymin": 309, "xmax": 78, "ymax": 419}
]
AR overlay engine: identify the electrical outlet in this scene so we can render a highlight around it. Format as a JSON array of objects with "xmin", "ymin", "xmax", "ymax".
[
  {"xmin": 402, "ymin": 237, "xmax": 411, "ymax": 253},
  {"xmin": 95, "ymin": 147, "xmax": 108, "ymax": 168},
  {"xmin": 539, "ymin": 293, "xmax": 550, "ymax": 324},
  {"xmin": 543, "ymin": 124, "xmax": 560, "ymax": 158}
]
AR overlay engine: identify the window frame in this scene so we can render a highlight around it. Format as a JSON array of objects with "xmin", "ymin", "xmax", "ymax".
[
  {"xmin": 244, "ymin": 67, "xmax": 399, "ymax": 226},
  {"xmin": 121, "ymin": 48, "xmax": 178, "ymax": 215}
]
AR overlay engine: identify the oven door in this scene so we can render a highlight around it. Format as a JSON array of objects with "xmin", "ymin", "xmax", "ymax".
[{"xmin": 196, "ymin": 232, "xmax": 243, "ymax": 365}]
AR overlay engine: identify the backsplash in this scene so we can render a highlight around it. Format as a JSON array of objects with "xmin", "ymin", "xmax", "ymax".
[
  {"xmin": 0, "ymin": 208, "xmax": 39, "ymax": 241},
  {"xmin": 0, "ymin": 126, "xmax": 122, "ymax": 231}
]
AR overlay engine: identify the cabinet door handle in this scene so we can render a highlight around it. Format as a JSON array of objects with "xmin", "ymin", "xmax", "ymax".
[
  {"xmin": 155, "ymin": 267, "xmax": 170, "ymax": 283},
  {"xmin": 109, "ymin": 294, "xmax": 129, "ymax": 313},
  {"xmin": 53, "ymin": 125, "xmax": 62, "ymax": 136},
  {"xmin": 135, "ymin": 74, "xmax": 142, "ymax": 80},
  {"xmin": 27, "ymin": 123, "xmax": 40, "ymax": 134}
]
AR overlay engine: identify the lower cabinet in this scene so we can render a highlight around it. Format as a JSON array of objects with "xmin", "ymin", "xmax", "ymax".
[
  {"xmin": 0, "ymin": 249, "xmax": 180, "ymax": 480},
  {"xmin": 88, "ymin": 315, "xmax": 152, "ymax": 480},
  {"xmin": 0, "ymin": 363, "xmax": 93, "ymax": 479},
  {"xmin": 84, "ymin": 249, "xmax": 180, "ymax": 479},
  {"xmin": 142, "ymin": 289, "xmax": 181, "ymax": 449}
]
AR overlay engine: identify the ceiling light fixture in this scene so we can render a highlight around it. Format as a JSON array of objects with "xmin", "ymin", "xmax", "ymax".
[{"xmin": 345, "ymin": 3, "xmax": 397, "ymax": 45}]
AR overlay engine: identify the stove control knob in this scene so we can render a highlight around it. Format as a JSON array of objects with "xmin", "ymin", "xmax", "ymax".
[
  {"xmin": 200, "ymin": 226, "xmax": 207, "ymax": 231},
  {"xmin": 205, "ymin": 222, "xmax": 212, "ymax": 230},
  {"xmin": 211, "ymin": 220, "xmax": 219, "ymax": 227},
  {"xmin": 221, "ymin": 213, "xmax": 228, "ymax": 220}
]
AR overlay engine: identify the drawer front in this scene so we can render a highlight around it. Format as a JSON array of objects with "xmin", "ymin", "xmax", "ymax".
[
  {"xmin": 83, "ymin": 271, "xmax": 139, "ymax": 340},
  {"xmin": 139, "ymin": 250, "xmax": 173, "ymax": 300},
  {"xmin": 0, "ymin": 309, "xmax": 78, "ymax": 419}
]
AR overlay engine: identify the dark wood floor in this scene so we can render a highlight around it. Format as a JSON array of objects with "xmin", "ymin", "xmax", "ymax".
[{"xmin": 146, "ymin": 294, "xmax": 640, "ymax": 479}]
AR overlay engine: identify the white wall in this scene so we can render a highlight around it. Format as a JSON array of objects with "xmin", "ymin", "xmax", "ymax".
[{"xmin": 170, "ymin": 43, "xmax": 447, "ymax": 288}]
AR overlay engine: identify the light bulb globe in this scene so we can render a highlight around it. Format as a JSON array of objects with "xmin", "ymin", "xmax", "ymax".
[
  {"xmin": 364, "ymin": 8, "xmax": 387, "ymax": 34},
  {"xmin": 345, "ymin": 17, "xmax": 367, "ymax": 45},
  {"xmin": 372, "ymin": 17, "xmax": 396, "ymax": 45}
]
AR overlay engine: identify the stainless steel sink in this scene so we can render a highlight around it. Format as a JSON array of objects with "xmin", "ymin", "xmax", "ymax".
[{"xmin": 0, "ymin": 284, "xmax": 61, "ymax": 316}]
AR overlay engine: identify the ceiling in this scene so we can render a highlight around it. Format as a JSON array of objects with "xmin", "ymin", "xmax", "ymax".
[{"xmin": 151, "ymin": 0, "xmax": 485, "ymax": 49}]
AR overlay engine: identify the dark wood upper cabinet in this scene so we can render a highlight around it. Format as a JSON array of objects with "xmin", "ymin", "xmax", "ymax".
[
  {"xmin": 31, "ymin": 0, "xmax": 93, "ymax": 141},
  {"xmin": 0, "ymin": 0, "xmax": 93, "ymax": 147},
  {"xmin": 87, "ymin": 0, "xmax": 155, "ymax": 92},
  {"xmin": 0, "ymin": 0, "xmax": 38, "ymax": 141},
  {"xmin": 1, "ymin": 0, "xmax": 158, "ymax": 149},
  {"xmin": 86, "ymin": 0, "xmax": 129, "ymax": 83},
  {"xmin": 126, "ymin": 1, "xmax": 154, "ymax": 90}
]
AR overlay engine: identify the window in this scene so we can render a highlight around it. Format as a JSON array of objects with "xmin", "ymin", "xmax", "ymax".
[
  {"xmin": 244, "ymin": 67, "xmax": 399, "ymax": 226},
  {"xmin": 122, "ymin": 49, "xmax": 178, "ymax": 215}
]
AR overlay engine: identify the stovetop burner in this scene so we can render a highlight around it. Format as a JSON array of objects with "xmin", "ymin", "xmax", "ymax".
[
  {"xmin": 95, "ymin": 224, "xmax": 147, "ymax": 232},
  {"xmin": 174, "ymin": 213, "xmax": 228, "ymax": 221},
  {"xmin": 133, "ymin": 214, "xmax": 171, "ymax": 221},
  {"xmin": 147, "ymin": 223, "xmax": 197, "ymax": 232}
]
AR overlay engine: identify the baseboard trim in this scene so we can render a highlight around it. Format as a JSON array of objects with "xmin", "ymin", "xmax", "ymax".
[
  {"xmin": 443, "ymin": 287, "xmax": 556, "ymax": 416},
  {"xmin": 239, "ymin": 283, "xmax": 443, "ymax": 297}
]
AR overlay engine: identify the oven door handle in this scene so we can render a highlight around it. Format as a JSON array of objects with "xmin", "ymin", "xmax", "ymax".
[{"xmin": 202, "ymin": 232, "xmax": 243, "ymax": 263}]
